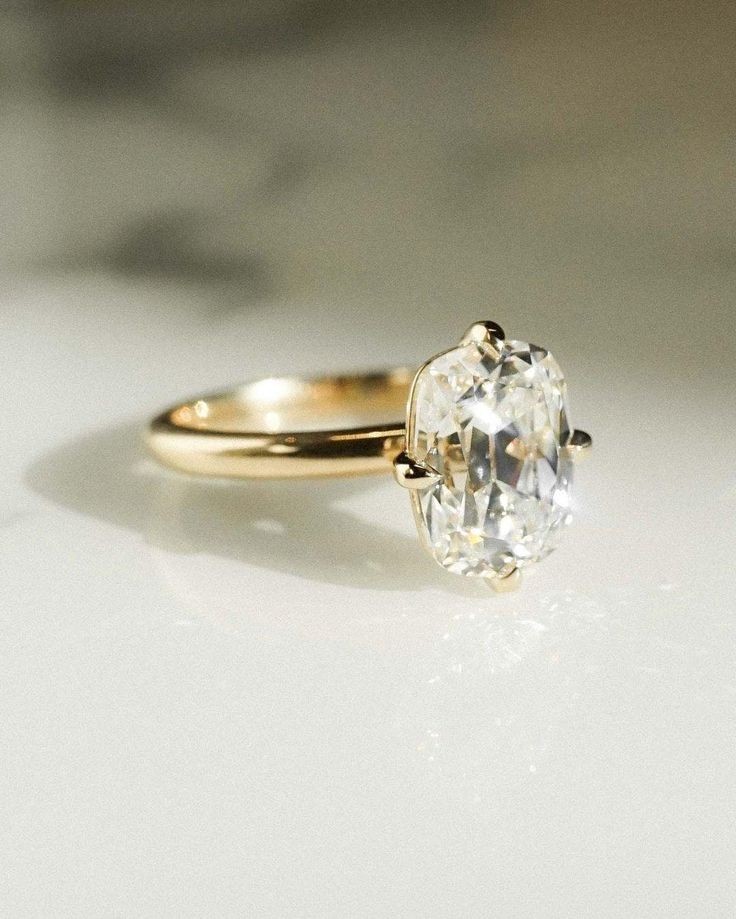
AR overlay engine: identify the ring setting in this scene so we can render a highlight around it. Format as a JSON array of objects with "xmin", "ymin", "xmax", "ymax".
[
  {"xmin": 148, "ymin": 320, "xmax": 590, "ymax": 592},
  {"xmin": 394, "ymin": 320, "xmax": 590, "ymax": 592}
]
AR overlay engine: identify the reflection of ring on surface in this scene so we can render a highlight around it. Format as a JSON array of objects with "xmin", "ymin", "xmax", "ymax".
[{"xmin": 148, "ymin": 321, "xmax": 591, "ymax": 592}]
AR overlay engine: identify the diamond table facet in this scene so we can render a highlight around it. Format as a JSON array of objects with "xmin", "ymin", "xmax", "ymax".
[{"xmin": 408, "ymin": 339, "xmax": 574, "ymax": 577}]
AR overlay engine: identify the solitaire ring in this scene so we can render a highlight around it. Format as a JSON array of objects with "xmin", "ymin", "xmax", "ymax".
[{"xmin": 148, "ymin": 320, "xmax": 591, "ymax": 591}]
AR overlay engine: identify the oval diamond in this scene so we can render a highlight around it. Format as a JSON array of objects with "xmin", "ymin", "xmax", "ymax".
[{"xmin": 408, "ymin": 339, "xmax": 574, "ymax": 576}]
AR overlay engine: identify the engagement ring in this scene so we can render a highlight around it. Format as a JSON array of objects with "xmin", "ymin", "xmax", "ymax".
[{"xmin": 148, "ymin": 321, "xmax": 591, "ymax": 591}]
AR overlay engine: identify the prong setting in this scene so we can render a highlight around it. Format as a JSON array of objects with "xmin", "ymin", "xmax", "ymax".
[
  {"xmin": 400, "ymin": 320, "xmax": 589, "ymax": 593},
  {"xmin": 486, "ymin": 565, "xmax": 522, "ymax": 593},
  {"xmin": 460, "ymin": 320, "xmax": 506, "ymax": 352},
  {"xmin": 393, "ymin": 450, "xmax": 442, "ymax": 490},
  {"xmin": 563, "ymin": 429, "xmax": 593, "ymax": 461}
]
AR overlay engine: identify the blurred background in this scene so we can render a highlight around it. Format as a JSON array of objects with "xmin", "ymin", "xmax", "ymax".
[
  {"xmin": 3, "ymin": 2, "xmax": 736, "ymax": 917},
  {"xmin": 3, "ymin": 0, "xmax": 734, "ymax": 357}
]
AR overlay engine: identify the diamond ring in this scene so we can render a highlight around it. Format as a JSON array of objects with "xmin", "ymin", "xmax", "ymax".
[{"xmin": 148, "ymin": 320, "xmax": 591, "ymax": 591}]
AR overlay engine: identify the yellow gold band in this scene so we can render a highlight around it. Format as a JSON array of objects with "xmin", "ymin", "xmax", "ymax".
[
  {"xmin": 147, "ymin": 320, "xmax": 592, "ymax": 591},
  {"xmin": 147, "ymin": 369, "xmax": 412, "ymax": 479}
]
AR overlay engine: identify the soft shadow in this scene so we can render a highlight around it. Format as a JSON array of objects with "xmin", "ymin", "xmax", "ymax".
[
  {"xmin": 39, "ymin": 0, "xmax": 490, "ymax": 101},
  {"xmin": 45, "ymin": 210, "xmax": 272, "ymax": 299},
  {"xmin": 104, "ymin": 212, "xmax": 269, "ymax": 288},
  {"xmin": 26, "ymin": 422, "xmax": 470, "ymax": 593}
]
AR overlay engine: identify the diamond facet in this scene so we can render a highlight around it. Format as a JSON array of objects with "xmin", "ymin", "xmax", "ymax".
[{"xmin": 408, "ymin": 339, "xmax": 573, "ymax": 577}]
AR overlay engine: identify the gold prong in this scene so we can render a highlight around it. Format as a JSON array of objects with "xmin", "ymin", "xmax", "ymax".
[
  {"xmin": 486, "ymin": 565, "xmax": 522, "ymax": 593},
  {"xmin": 460, "ymin": 320, "xmax": 505, "ymax": 350},
  {"xmin": 563, "ymin": 429, "xmax": 592, "ymax": 461},
  {"xmin": 393, "ymin": 450, "xmax": 442, "ymax": 490}
]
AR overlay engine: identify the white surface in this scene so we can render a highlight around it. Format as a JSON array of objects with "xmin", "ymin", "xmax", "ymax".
[{"xmin": 2, "ymin": 2, "xmax": 736, "ymax": 916}]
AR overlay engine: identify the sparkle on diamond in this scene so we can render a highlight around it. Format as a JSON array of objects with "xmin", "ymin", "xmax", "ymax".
[{"xmin": 409, "ymin": 339, "xmax": 573, "ymax": 576}]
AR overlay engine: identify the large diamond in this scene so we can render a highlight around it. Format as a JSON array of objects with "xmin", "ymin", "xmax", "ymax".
[{"xmin": 409, "ymin": 339, "xmax": 573, "ymax": 576}]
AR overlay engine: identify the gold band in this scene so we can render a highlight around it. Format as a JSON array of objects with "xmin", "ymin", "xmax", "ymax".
[
  {"xmin": 147, "ymin": 320, "xmax": 591, "ymax": 591},
  {"xmin": 147, "ymin": 369, "xmax": 412, "ymax": 478}
]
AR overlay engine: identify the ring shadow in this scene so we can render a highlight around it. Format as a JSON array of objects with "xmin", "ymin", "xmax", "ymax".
[{"xmin": 26, "ymin": 422, "xmax": 479, "ymax": 594}]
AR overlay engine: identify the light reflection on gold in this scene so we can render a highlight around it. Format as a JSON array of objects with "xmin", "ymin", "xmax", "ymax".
[{"xmin": 264, "ymin": 410, "xmax": 282, "ymax": 432}]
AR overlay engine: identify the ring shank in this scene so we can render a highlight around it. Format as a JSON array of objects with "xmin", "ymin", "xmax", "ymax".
[{"xmin": 147, "ymin": 370, "xmax": 411, "ymax": 478}]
